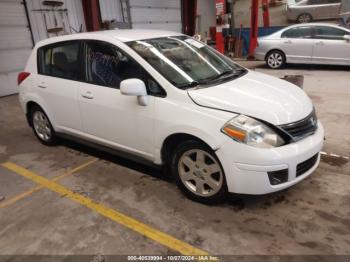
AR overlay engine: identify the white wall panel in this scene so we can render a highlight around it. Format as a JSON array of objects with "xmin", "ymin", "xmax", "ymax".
[
  {"xmin": 0, "ymin": 0, "xmax": 33, "ymax": 96},
  {"xmin": 129, "ymin": 0, "xmax": 182, "ymax": 32},
  {"xmin": 132, "ymin": 22, "xmax": 182, "ymax": 32},
  {"xmin": 0, "ymin": 27, "xmax": 33, "ymax": 50},
  {"xmin": 129, "ymin": 0, "xmax": 180, "ymax": 8},
  {"xmin": 99, "ymin": 0, "xmax": 123, "ymax": 22},
  {"xmin": 0, "ymin": 0, "xmax": 85, "ymax": 96}
]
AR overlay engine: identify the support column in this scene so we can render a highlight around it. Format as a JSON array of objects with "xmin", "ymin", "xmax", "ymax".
[
  {"xmin": 82, "ymin": 0, "xmax": 101, "ymax": 32},
  {"xmin": 248, "ymin": 0, "xmax": 259, "ymax": 58}
]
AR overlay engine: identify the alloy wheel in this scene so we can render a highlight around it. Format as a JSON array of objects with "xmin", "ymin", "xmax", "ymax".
[
  {"xmin": 298, "ymin": 14, "xmax": 311, "ymax": 23},
  {"xmin": 178, "ymin": 149, "xmax": 223, "ymax": 197},
  {"xmin": 33, "ymin": 111, "xmax": 52, "ymax": 142},
  {"xmin": 267, "ymin": 52, "xmax": 283, "ymax": 69}
]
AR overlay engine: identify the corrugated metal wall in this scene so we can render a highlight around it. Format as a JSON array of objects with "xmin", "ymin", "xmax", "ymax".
[
  {"xmin": 99, "ymin": 0, "xmax": 123, "ymax": 22},
  {"xmin": 0, "ymin": 0, "xmax": 86, "ymax": 96},
  {"xmin": 130, "ymin": 0, "xmax": 182, "ymax": 32},
  {"xmin": 98, "ymin": 0, "xmax": 182, "ymax": 32},
  {"xmin": 0, "ymin": 0, "xmax": 33, "ymax": 96}
]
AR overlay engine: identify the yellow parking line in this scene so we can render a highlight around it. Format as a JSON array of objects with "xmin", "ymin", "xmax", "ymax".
[
  {"xmin": 0, "ymin": 158, "xmax": 98, "ymax": 209},
  {"xmin": 1, "ymin": 162, "xmax": 209, "ymax": 256}
]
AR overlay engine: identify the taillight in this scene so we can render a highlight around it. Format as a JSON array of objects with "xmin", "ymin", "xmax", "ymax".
[{"xmin": 17, "ymin": 72, "xmax": 31, "ymax": 85}]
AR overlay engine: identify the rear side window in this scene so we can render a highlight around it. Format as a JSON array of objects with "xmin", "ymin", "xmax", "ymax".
[
  {"xmin": 38, "ymin": 42, "xmax": 80, "ymax": 80},
  {"xmin": 281, "ymin": 27, "xmax": 312, "ymax": 38},
  {"xmin": 314, "ymin": 26, "xmax": 347, "ymax": 40}
]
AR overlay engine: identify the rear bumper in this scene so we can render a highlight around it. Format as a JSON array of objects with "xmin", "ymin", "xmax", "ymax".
[{"xmin": 216, "ymin": 121, "xmax": 324, "ymax": 195}]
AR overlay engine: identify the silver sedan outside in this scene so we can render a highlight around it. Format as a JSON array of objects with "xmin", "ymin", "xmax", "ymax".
[
  {"xmin": 286, "ymin": 0, "xmax": 342, "ymax": 23},
  {"xmin": 255, "ymin": 23, "xmax": 350, "ymax": 69}
]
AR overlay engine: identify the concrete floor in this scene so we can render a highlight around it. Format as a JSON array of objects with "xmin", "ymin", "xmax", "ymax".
[{"xmin": 0, "ymin": 61, "xmax": 349, "ymax": 257}]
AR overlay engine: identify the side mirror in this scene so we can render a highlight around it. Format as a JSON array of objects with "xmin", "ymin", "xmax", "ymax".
[
  {"xmin": 120, "ymin": 79, "xmax": 148, "ymax": 106},
  {"xmin": 344, "ymin": 35, "xmax": 350, "ymax": 42}
]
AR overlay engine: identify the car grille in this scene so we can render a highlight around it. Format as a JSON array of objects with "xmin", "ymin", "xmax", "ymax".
[
  {"xmin": 279, "ymin": 110, "xmax": 318, "ymax": 141},
  {"xmin": 296, "ymin": 153, "xmax": 319, "ymax": 177}
]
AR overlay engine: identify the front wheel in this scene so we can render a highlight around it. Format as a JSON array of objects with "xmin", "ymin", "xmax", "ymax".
[
  {"xmin": 170, "ymin": 140, "xmax": 227, "ymax": 204},
  {"xmin": 266, "ymin": 50, "xmax": 286, "ymax": 69}
]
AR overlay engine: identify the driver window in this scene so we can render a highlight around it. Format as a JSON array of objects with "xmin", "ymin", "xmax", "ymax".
[
  {"xmin": 85, "ymin": 41, "xmax": 166, "ymax": 97},
  {"xmin": 85, "ymin": 41, "xmax": 145, "ymax": 88}
]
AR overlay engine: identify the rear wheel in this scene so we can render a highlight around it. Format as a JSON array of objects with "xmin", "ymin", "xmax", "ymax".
[
  {"xmin": 266, "ymin": 50, "xmax": 286, "ymax": 69},
  {"xmin": 170, "ymin": 140, "xmax": 227, "ymax": 204},
  {"xmin": 30, "ymin": 106, "xmax": 57, "ymax": 146},
  {"xmin": 297, "ymin": 13, "xmax": 312, "ymax": 23}
]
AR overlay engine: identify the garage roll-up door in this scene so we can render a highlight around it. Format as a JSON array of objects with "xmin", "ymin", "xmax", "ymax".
[
  {"xmin": 130, "ymin": 0, "xmax": 182, "ymax": 32},
  {"xmin": 0, "ymin": 0, "xmax": 33, "ymax": 97}
]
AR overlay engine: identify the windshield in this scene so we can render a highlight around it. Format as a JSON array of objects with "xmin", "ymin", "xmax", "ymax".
[{"xmin": 127, "ymin": 36, "xmax": 246, "ymax": 89}]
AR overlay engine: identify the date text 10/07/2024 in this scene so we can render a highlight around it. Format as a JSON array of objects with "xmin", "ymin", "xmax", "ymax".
[{"xmin": 127, "ymin": 255, "xmax": 220, "ymax": 261}]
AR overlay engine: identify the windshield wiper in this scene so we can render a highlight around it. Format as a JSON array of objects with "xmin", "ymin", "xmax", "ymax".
[
  {"xmin": 204, "ymin": 68, "xmax": 247, "ymax": 83},
  {"xmin": 177, "ymin": 81, "xmax": 200, "ymax": 89}
]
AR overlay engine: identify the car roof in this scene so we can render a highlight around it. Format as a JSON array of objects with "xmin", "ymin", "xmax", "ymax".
[
  {"xmin": 35, "ymin": 29, "xmax": 184, "ymax": 47},
  {"xmin": 285, "ymin": 23, "xmax": 350, "ymax": 30}
]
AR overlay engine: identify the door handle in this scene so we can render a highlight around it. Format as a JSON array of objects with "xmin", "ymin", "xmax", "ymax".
[
  {"xmin": 81, "ymin": 92, "xmax": 94, "ymax": 99},
  {"xmin": 284, "ymin": 40, "xmax": 292, "ymax": 44},
  {"xmin": 38, "ymin": 85, "xmax": 46, "ymax": 89},
  {"xmin": 316, "ymin": 41, "xmax": 325, "ymax": 46}
]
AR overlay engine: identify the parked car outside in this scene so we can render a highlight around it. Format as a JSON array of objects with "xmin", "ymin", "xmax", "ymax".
[
  {"xmin": 18, "ymin": 30, "xmax": 324, "ymax": 204},
  {"xmin": 286, "ymin": 0, "xmax": 342, "ymax": 23},
  {"xmin": 340, "ymin": 0, "xmax": 350, "ymax": 26},
  {"xmin": 255, "ymin": 23, "xmax": 350, "ymax": 69}
]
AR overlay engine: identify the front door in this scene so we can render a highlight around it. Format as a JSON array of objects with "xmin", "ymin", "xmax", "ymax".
[
  {"xmin": 280, "ymin": 26, "xmax": 315, "ymax": 64},
  {"xmin": 78, "ymin": 40, "xmax": 157, "ymax": 159}
]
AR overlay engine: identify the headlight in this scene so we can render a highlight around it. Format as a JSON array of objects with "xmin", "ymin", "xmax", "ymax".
[{"xmin": 221, "ymin": 115, "xmax": 285, "ymax": 148}]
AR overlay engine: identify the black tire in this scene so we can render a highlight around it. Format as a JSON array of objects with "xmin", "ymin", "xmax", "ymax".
[
  {"xmin": 297, "ymin": 13, "xmax": 312, "ymax": 23},
  {"xmin": 170, "ymin": 140, "xmax": 227, "ymax": 204},
  {"xmin": 29, "ymin": 106, "xmax": 57, "ymax": 146},
  {"xmin": 265, "ymin": 50, "xmax": 286, "ymax": 69}
]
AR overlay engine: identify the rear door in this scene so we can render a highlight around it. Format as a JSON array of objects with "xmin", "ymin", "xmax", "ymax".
[
  {"xmin": 280, "ymin": 26, "xmax": 315, "ymax": 63},
  {"xmin": 37, "ymin": 41, "xmax": 82, "ymax": 131},
  {"xmin": 312, "ymin": 26, "xmax": 350, "ymax": 65}
]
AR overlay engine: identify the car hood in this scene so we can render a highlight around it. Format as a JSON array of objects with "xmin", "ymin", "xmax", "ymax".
[{"xmin": 187, "ymin": 70, "xmax": 313, "ymax": 125}]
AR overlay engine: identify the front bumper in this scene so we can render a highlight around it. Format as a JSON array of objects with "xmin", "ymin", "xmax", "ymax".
[
  {"xmin": 254, "ymin": 51, "xmax": 266, "ymax": 61},
  {"xmin": 216, "ymin": 121, "xmax": 324, "ymax": 195}
]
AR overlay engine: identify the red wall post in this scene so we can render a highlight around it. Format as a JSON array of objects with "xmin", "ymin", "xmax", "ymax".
[
  {"xmin": 215, "ymin": 0, "xmax": 226, "ymax": 54},
  {"xmin": 182, "ymin": 0, "xmax": 197, "ymax": 36},
  {"xmin": 248, "ymin": 0, "xmax": 259, "ymax": 58},
  {"xmin": 82, "ymin": 0, "xmax": 101, "ymax": 32},
  {"xmin": 262, "ymin": 0, "xmax": 270, "ymax": 28}
]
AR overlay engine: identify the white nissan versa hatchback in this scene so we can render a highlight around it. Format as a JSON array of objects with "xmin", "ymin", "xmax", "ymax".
[{"xmin": 18, "ymin": 30, "xmax": 324, "ymax": 204}]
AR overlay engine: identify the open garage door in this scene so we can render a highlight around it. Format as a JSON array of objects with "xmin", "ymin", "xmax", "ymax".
[
  {"xmin": 0, "ymin": 0, "xmax": 34, "ymax": 97},
  {"xmin": 129, "ymin": 0, "xmax": 182, "ymax": 32}
]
